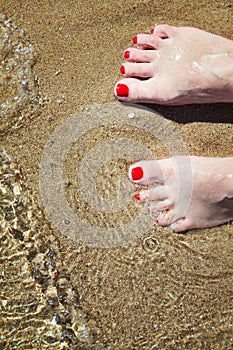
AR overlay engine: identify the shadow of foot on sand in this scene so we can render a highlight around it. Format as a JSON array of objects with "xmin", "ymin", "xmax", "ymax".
[{"xmin": 142, "ymin": 102, "xmax": 233, "ymax": 124}]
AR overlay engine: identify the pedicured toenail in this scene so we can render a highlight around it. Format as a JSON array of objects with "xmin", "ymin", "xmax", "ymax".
[
  {"xmin": 150, "ymin": 28, "xmax": 154, "ymax": 34},
  {"xmin": 131, "ymin": 167, "xmax": 143, "ymax": 180},
  {"xmin": 124, "ymin": 50, "xmax": 130, "ymax": 59},
  {"xmin": 135, "ymin": 193, "xmax": 140, "ymax": 200},
  {"xmin": 120, "ymin": 65, "xmax": 125, "ymax": 74},
  {"xmin": 132, "ymin": 36, "xmax": 137, "ymax": 44},
  {"xmin": 116, "ymin": 83, "xmax": 129, "ymax": 97}
]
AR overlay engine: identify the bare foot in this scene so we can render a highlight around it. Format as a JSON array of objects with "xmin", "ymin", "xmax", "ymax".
[
  {"xmin": 129, "ymin": 156, "xmax": 233, "ymax": 232},
  {"xmin": 114, "ymin": 24, "xmax": 233, "ymax": 105}
]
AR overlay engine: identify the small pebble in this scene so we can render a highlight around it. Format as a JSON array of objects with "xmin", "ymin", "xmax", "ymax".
[
  {"xmin": 128, "ymin": 112, "xmax": 135, "ymax": 119},
  {"xmin": 2, "ymin": 300, "xmax": 8, "ymax": 307}
]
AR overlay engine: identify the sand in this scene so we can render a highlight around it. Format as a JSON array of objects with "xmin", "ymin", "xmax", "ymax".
[{"xmin": 1, "ymin": 0, "xmax": 233, "ymax": 348}]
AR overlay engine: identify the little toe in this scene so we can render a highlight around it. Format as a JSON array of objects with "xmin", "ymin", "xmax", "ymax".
[
  {"xmin": 121, "ymin": 62, "xmax": 155, "ymax": 78},
  {"xmin": 133, "ymin": 34, "xmax": 163, "ymax": 49},
  {"xmin": 170, "ymin": 218, "xmax": 193, "ymax": 232},
  {"xmin": 153, "ymin": 24, "xmax": 177, "ymax": 39},
  {"xmin": 156, "ymin": 210, "xmax": 175, "ymax": 226},
  {"xmin": 138, "ymin": 186, "xmax": 167, "ymax": 202},
  {"xmin": 123, "ymin": 48, "xmax": 158, "ymax": 63}
]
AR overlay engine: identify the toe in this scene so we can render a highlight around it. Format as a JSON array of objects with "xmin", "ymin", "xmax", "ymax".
[
  {"xmin": 153, "ymin": 24, "xmax": 177, "ymax": 39},
  {"xmin": 156, "ymin": 210, "xmax": 175, "ymax": 226},
  {"xmin": 170, "ymin": 218, "xmax": 193, "ymax": 232},
  {"xmin": 129, "ymin": 160, "xmax": 163, "ymax": 185},
  {"xmin": 121, "ymin": 62, "xmax": 155, "ymax": 78},
  {"xmin": 133, "ymin": 34, "xmax": 163, "ymax": 49},
  {"xmin": 123, "ymin": 48, "xmax": 158, "ymax": 63},
  {"xmin": 129, "ymin": 159, "xmax": 174, "ymax": 185},
  {"xmin": 114, "ymin": 77, "xmax": 171, "ymax": 103},
  {"xmin": 149, "ymin": 199, "xmax": 173, "ymax": 213},
  {"xmin": 138, "ymin": 186, "xmax": 167, "ymax": 202}
]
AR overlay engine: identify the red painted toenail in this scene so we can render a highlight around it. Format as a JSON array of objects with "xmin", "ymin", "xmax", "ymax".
[
  {"xmin": 116, "ymin": 83, "xmax": 129, "ymax": 97},
  {"xmin": 132, "ymin": 36, "xmax": 137, "ymax": 44},
  {"xmin": 135, "ymin": 193, "xmax": 140, "ymax": 200},
  {"xmin": 120, "ymin": 65, "xmax": 125, "ymax": 74},
  {"xmin": 150, "ymin": 28, "xmax": 154, "ymax": 34},
  {"xmin": 155, "ymin": 219, "xmax": 159, "ymax": 224},
  {"xmin": 124, "ymin": 50, "xmax": 130, "ymax": 59},
  {"xmin": 131, "ymin": 167, "xmax": 143, "ymax": 180}
]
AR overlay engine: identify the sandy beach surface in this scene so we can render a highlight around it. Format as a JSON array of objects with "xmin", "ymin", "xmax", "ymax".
[{"xmin": 1, "ymin": 0, "xmax": 233, "ymax": 348}]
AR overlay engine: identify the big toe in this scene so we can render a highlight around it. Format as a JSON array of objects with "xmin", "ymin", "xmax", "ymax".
[
  {"xmin": 129, "ymin": 159, "xmax": 174, "ymax": 185},
  {"xmin": 114, "ymin": 77, "xmax": 171, "ymax": 104}
]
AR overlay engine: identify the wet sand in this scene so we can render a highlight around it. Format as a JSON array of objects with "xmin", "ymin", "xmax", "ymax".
[{"xmin": 1, "ymin": 0, "xmax": 233, "ymax": 348}]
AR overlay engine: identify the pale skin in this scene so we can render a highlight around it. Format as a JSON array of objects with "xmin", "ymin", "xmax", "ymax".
[{"xmin": 114, "ymin": 24, "xmax": 233, "ymax": 232}]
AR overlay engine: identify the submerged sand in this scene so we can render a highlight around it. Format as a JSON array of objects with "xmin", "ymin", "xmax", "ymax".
[{"xmin": 1, "ymin": 0, "xmax": 233, "ymax": 348}]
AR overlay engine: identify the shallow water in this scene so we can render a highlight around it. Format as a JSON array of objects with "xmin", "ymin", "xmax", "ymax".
[
  {"xmin": 0, "ymin": 14, "xmax": 40, "ymax": 135},
  {"xmin": 1, "ymin": 1, "xmax": 233, "ymax": 348}
]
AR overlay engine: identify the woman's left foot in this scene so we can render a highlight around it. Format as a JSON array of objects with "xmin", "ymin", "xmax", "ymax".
[{"xmin": 130, "ymin": 156, "xmax": 233, "ymax": 232}]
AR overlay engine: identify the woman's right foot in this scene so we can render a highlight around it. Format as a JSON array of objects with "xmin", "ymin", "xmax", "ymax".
[{"xmin": 114, "ymin": 24, "xmax": 233, "ymax": 105}]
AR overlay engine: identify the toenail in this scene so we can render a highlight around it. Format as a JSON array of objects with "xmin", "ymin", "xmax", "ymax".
[
  {"xmin": 124, "ymin": 50, "xmax": 130, "ymax": 59},
  {"xmin": 135, "ymin": 193, "xmax": 140, "ymax": 200},
  {"xmin": 116, "ymin": 83, "xmax": 129, "ymax": 97},
  {"xmin": 131, "ymin": 167, "xmax": 143, "ymax": 180},
  {"xmin": 120, "ymin": 65, "xmax": 125, "ymax": 74},
  {"xmin": 132, "ymin": 36, "xmax": 137, "ymax": 44},
  {"xmin": 150, "ymin": 28, "xmax": 154, "ymax": 34}
]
